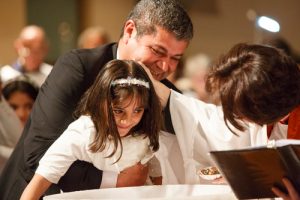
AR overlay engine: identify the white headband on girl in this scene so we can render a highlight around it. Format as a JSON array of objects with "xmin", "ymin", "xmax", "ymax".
[{"xmin": 111, "ymin": 77, "xmax": 150, "ymax": 89}]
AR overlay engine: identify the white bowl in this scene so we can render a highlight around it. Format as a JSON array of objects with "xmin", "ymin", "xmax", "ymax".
[{"xmin": 197, "ymin": 166, "xmax": 222, "ymax": 180}]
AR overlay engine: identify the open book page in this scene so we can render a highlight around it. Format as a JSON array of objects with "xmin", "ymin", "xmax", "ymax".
[
  {"xmin": 218, "ymin": 139, "xmax": 300, "ymax": 151},
  {"xmin": 273, "ymin": 139, "xmax": 300, "ymax": 147}
]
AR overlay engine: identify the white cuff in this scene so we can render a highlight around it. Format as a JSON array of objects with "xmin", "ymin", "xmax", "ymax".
[{"xmin": 100, "ymin": 171, "xmax": 118, "ymax": 188}]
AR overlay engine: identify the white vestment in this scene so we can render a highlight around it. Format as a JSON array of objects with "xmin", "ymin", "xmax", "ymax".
[{"xmin": 158, "ymin": 90, "xmax": 270, "ymax": 184}]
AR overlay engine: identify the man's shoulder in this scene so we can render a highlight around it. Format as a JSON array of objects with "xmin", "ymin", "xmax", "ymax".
[
  {"xmin": 57, "ymin": 43, "xmax": 117, "ymax": 72},
  {"xmin": 69, "ymin": 43, "xmax": 117, "ymax": 60}
]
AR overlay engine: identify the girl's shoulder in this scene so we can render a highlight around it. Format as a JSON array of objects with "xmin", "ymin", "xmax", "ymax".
[{"xmin": 67, "ymin": 115, "xmax": 95, "ymax": 132}]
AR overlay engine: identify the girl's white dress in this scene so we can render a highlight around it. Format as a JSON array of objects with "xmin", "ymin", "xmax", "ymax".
[{"xmin": 36, "ymin": 115, "xmax": 156, "ymax": 184}]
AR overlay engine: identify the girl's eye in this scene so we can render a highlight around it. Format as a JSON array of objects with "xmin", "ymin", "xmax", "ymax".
[
  {"xmin": 113, "ymin": 109, "xmax": 123, "ymax": 114},
  {"xmin": 134, "ymin": 108, "xmax": 144, "ymax": 113}
]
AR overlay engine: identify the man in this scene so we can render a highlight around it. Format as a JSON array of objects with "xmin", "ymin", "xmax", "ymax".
[
  {"xmin": 0, "ymin": 0, "xmax": 193, "ymax": 199},
  {"xmin": 0, "ymin": 25, "xmax": 52, "ymax": 87}
]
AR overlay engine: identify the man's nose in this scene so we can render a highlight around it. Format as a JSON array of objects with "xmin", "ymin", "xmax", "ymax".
[{"xmin": 157, "ymin": 59, "xmax": 169, "ymax": 72}]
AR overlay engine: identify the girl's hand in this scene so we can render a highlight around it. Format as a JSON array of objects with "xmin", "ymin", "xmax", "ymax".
[{"xmin": 20, "ymin": 174, "xmax": 52, "ymax": 200}]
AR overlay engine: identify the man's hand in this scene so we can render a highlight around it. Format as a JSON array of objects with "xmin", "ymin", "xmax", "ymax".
[{"xmin": 116, "ymin": 162, "xmax": 149, "ymax": 187}]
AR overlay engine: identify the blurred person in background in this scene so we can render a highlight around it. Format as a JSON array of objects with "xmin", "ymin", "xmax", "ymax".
[
  {"xmin": 2, "ymin": 76, "xmax": 39, "ymax": 127},
  {"xmin": 175, "ymin": 53, "xmax": 216, "ymax": 103},
  {"xmin": 263, "ymin": 36, "xmax": 300, "ymax": 64},
  {"xmin": 0, "ymin": 25, "xmax": 52, "ymax": 87},
  {"xmin": 77, "ymin": 26, "xmax": 110, "ymax": 49},
  {"xmin": 0, "ymin": 77, "xmax": 23, "ymax": 174}
]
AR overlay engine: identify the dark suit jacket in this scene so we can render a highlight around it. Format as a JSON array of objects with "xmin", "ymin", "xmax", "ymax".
[{"xmin": 0, "ymin": 43, "xmax": 178, "ymax": 199}]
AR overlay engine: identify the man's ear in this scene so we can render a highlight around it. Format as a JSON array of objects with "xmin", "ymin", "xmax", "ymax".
[{"xmin": 123, "ymin": 20, "xmax": 137, "ymax": 44}]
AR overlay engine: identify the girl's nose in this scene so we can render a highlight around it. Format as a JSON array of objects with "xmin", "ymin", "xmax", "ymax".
[
  {"xmin": 120, "ymin": 119, "xmax": 127, "ymax": 124},
  {"xmin": 120, "ymin": 116, "xmax": 132, "ymax": 125}
]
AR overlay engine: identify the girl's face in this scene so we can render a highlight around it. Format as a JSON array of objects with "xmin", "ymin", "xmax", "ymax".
[
  {"xmin": 112, "ymin": 96, "xmax": 145, "ymax": 137},
  {"xmin": 7, "ymin": 91, "xmax": 34, "ymax": 126}
]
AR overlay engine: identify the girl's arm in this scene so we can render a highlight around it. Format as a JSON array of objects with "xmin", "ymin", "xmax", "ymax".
[{"xmin": 20, "ymin": 174, "xmax": 52, "ymax": 200}]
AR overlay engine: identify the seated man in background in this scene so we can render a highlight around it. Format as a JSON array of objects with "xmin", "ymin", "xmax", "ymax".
[
  {"xmin": 174, "ymin": 53, "xmax": 216, "ymax": 103},
  {"xmin": 0, "ymin": 25, "xmax": 52, "ymax": 87}
]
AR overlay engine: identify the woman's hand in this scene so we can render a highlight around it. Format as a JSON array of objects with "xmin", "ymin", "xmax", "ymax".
[
  {"xmin": 272, "ymin": 178, "xmax": 300, "ymax": 200},
  {"xmin": 138, "ymin": 62, "xmax": 171, "ymax": 107}
]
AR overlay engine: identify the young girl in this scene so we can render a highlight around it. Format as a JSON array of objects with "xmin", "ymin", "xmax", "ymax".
[
  {"xmin": 2, "ymin": 75, "xmax": 39, "ymax": 126},
  {"xmin": 20, "ymin": 59, "xmax": 163, "ymax": 200}
]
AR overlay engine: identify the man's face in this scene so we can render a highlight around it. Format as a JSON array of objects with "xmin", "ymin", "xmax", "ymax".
[
  {"xmin": 121, "ymin": 24, "xmax": 189, "ymax": 80},
  {"xmin": 17, "ymin": 39, "xmax": 47, "ymax": 72}
]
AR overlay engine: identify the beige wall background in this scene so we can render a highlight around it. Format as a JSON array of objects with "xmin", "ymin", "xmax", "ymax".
[
  {"xmin": 0, "ymin": 0, "xmax": 26, "ymax": 65},
  {"xmin": 1, "ymin": 0, "xmax": 299, "ymax": 65}
]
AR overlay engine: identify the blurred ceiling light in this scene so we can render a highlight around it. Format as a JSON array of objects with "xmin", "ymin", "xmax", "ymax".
[{"xmin": 257, "ymin": 16, "xmax": 280, "ymax": 33}]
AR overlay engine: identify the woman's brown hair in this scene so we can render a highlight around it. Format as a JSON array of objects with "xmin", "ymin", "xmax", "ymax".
[{"xmin": 206, "ymin": 43, "xmax": 300, "ymax": 133}]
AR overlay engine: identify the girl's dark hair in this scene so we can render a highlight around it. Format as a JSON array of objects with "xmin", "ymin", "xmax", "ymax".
[
  {"xmin": 75, "ymin": 59, "xmax": 162, "ymax": 160},
  {"xmin": 206, "ymin": 43, "xmax": 300, "ymax": 133},
  {"xmin": 2, "ymin": 76, "xmax": 39, "ymax": 101}
]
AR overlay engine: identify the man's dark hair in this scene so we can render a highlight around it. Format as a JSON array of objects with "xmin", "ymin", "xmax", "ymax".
[{"xmin": 121, "ymin": 0, "xmax": 193, "ymax": 41}]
